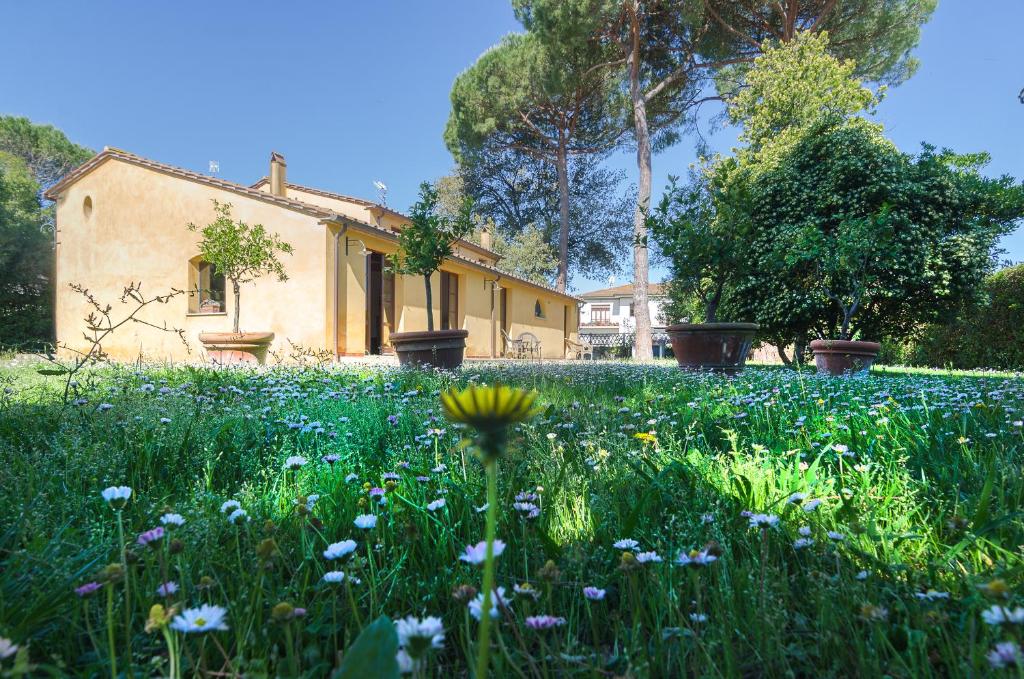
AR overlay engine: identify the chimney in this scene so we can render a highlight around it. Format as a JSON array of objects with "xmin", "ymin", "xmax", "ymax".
[
  {"xmin": 480, "ymin": 224, "xmax": 492, "ymax": 251},
  {"xmin": 269, "ymin": 152, "xmax": 287, "ymax": 197}
]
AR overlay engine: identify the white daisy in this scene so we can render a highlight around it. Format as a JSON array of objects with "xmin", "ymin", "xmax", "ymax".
[
  {"xmin": 323, "ymin": 540, "xmax": 357, "ymax": 560},
  {"xmin": 459, "ymin": 540, "xmax": 505, "ymax": 565},
  {"xmin": 170, "ymin": 604, "xmax": 229, "ymax": 633}
]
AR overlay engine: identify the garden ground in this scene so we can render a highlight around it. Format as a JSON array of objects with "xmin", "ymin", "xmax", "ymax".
[{"xmin": 0, "ymin": 360, "xmax": 1022, "ymax": 676}]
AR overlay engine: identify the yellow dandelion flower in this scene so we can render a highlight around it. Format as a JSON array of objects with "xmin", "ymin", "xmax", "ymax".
[
  {"xmin": 633, "ymin": 432, "xmax": 658, "ymax": 446},
  {"xmin": 441, "ymin": 383, "xmax": 541, "ymax": 457}
]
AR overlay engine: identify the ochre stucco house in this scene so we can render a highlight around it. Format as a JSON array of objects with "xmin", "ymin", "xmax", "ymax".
[{"xmin": 45, "ymin": 149, "xmax": 580, "ymax": 361}]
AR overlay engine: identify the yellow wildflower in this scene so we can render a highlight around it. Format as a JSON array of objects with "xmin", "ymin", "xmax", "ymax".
[{"xmin": 440, "ymin": 383, "xmax": 540, "ymax": 457}]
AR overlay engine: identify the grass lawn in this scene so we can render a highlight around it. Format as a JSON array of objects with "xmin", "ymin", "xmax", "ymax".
[{"xmin": 0, "ymin": 361, "xmax": 1022, "ymax": 676}]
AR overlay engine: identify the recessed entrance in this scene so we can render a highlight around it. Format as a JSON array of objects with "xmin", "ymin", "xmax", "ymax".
[{"xmin": 364, "ymin": 252, "xmax": 396, "ymax": 356}]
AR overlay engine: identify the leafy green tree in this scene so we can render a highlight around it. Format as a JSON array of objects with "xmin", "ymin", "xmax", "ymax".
[
  {"xmin": 0, "ymin": 153, "xmax": 53, "ymax": 347},
  {"xmin": 389, "ymin": 183, "xmax": 474, "ymax": 332},
  {"xmin": 649, "ymin": 158, "xmax": 751, "ymax": 323},
  {"xmin": 729, "ymin": 119, "xmax": 1024, "ymax": 349},
  {"xmin": 436, "ymin": 170, "xmax": 559, "ymax": 285},
  {"xmin": 487, "ymin": 224, "xmax": 560, "ymax": 286},
  {"xmin": 437, "ymin": 152, "xmax": 630, "ymax": 285},
  {"xmin": 188, "ymin": 201, "xmax": 293, "ymax": 334},
  {"xmin": 726, "ymin": 31, "xmax": 882, "ymax": 154},
  {"xmin": 445, "ymin": 23, "xmax": 625, "ymax": 291},
  {"xmin": 0, "ymin": 115, "xmax": 92, "ymax": 192},
  {"xmin": 0, "ymin": 117, "xmax": 92, "ymax": 347}
]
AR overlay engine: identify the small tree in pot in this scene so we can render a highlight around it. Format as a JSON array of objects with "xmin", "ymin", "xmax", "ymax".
[
  {"xmin": 388, "ymin": 182, "xmax": 474, "ymax": 369},
  {"xmin": 189, "ymin": 200, "xmax": 293, "ymax": 364},
  {"xmin": 796, "ymin": 209, "xmax": 889, "ymax": 376},
  {"xmin": 649, "ymin": 160, "xmax": 758, "ymax": 372}
]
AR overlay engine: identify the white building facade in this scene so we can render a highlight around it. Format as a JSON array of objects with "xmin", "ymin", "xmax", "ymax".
[{"xmin": 578, "ymin": 283, "xmax": 671, "ymax": 358}]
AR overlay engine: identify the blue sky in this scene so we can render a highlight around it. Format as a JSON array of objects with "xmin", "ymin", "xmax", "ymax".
[{"xmin": 2, "ymin": 1, "xmax": 1021, "ymax": 292}]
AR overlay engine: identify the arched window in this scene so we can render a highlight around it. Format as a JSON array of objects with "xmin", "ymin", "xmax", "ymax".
[
  {"xmin": 534, "ymin": 299, "xmax": 545, "ymax": 318},
  {"xmin": 82, "ymin": 195, "xmax": 93, "ymax": 219},
  {"xmin": 187, "ymin": 256, "xmax": 225, "ymax": 314}
]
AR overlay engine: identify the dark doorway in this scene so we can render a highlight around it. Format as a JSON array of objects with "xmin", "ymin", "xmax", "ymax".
[
  {"xmin": 500, "ymin": 287, "xmax": 509, "ymax": 335},
  {"xmin": 563, "ymin": 304, "xmax": 569, "ymax": 345},
  {"xmin": 440, "ymin": 271, "xmax": 459, "ymax": 330},
  {"xmin": 366, "ymin": 252, "xmax": 384, "ymax": 355},
  {"xmin": 382, "ymin": 266, "xmax": 395, "ymax": 354}
]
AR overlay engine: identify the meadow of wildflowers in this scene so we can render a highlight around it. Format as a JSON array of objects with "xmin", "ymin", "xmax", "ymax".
[{"xmin": 0, "ymin": 361, "xmax": 1022, "ymax": 676}]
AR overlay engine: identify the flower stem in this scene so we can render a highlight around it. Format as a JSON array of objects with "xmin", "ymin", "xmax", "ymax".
[
  {"xmin": 116, "ymin": 511, "xmax": 133, "ymax": 677},
  {"xmin": 475, "ymin": 459, "xmax": 499, "ymax": 678},
  {"xmin": 106, "ymin": 585, "xmax": 118, "ymax": 679}
]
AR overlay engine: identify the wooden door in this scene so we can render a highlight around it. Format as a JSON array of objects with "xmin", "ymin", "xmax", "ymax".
[
  {"xmin": 366, "ymin": 253, "xmax": 383, "ymax": 355},
  {"xmin": 382, "ymin": 268, "xmax": 395, "ymax": 353},
  {"xmin": 440, "ymin": 272, "xmax": 458, "ymax": 330}
]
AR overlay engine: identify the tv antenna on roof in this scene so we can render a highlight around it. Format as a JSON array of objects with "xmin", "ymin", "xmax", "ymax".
[
  {"xmin": 373, "ymin": 180, "xmax": 388, "ymax": 206},
  {"xmin": 208, "ymin": 160, "xmax": 220, "ymax": 175},
  {"xmin": 608, "ymin": 275, "xmax": 616, "ymax": 286}
]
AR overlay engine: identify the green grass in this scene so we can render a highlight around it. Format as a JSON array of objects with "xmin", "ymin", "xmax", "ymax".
[{"xmin": 0, "ymin": 361, "xmax": 1022, "ymax": 677}]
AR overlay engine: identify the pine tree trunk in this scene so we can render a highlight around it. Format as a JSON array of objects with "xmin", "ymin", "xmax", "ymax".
[
  {"xmin": 627, "ymin": 7, "xmax": 653, "ymax": 361},
  {"xmin": 424, "ymin": 274, "xmax": 434, "ymax": 332},
  {"xmin": 232, "ymin": 279, "xmax": 241, "ymax": 334},
  {"xmin": 555, "ymin": 140, "xmax": 570, "ymax": 293}
]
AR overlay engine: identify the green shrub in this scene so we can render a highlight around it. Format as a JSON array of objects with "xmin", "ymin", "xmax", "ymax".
[{"xmin": 883, "ymin": 263, "xmax": 1024, "ymax": 369}]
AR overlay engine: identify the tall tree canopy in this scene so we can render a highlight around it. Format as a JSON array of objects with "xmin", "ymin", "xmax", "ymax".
[
  {"xmin": 0, "ymin": 116, "xmax": 92, "ymax": 348},
  {"xmin": 0, "ymin": 115, "xmax": 93, "ymax": 192},
  {"xmin": 445, "ymin": 24, "xmax": 625, "ymax": 291},
  {"xmin": 703, "ymin": 0, "xmax": 937, "ymax": 86},
  {"xmin": 515, "ymin": 0, "xmax": 934, "ymax": 358},
  {"xmin": 0, "ymin": 153, "xmax": 53, "ymax": 346}
]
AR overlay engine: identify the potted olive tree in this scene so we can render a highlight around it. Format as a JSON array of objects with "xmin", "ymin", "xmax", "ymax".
[
  {"xmin": 387, "ymin": 182, "xmax": 474, "ymax": 369},
  {"xmin": 188, "ymin": 200, "xmax": 293, "ymax": 364},
  {"xmin": 649, "ymin": 162, "xmax": 758, "ymax": 373}
]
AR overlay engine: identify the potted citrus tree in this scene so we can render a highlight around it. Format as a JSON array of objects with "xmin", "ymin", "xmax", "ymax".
[
  {"xmin": 387, "ymin": 182, "xmax": 474, "ymax": 369},
  {"xmin": 649, "ymin": 162, "xmax": 758, "ymax": 373},
  {"xmin": 188, "ymin": 200, "xmax": 293, "ymax": 364},
  {"xmin": 804, "ymin": 212, "xmax": 884, "ymax": 376}
]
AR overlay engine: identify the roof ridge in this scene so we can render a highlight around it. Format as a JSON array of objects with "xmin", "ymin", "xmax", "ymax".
[
  {"xmin": 580, "ymin": 282, "xmax": 666, "ymax": 298},
  {"xmin": 44, "ymin": 148, "xmax": 336, "ymax": 219}
]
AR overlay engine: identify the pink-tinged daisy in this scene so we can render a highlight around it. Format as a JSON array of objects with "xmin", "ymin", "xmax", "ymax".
[
  {"xmin": 459, "ymin": 540, "xmax": 505, "ymax": 565},
  {"xmin": 635, "ymin": 550, "xmax": 662, "ymax": 564},
  {"xmin": 525, "ymin": 615, "xmax": 566, "ymax": 630},
  {"xmin": 137, "ymin": 527, "xmax": 165, "ymax": 547}
]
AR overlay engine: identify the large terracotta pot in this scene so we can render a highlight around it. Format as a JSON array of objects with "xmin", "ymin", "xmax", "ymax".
[
  {"xmin": 809, "ymin": 339, "xmax": 880, "ymax": 376},
  {"xmin": 390, "ymin": 329, "xmax": 468, "ymax": 370},
  {"xmin": 199, "ymin": 332, "xmax": 274, "ymax": 365},
  {"xmin": 666, "ymin": 322, "xmax": 759, "ymax": 374}
]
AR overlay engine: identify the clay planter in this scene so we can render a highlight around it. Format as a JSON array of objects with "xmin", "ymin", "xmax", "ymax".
[
  {"xmin": 809, "ymin": 339, "xmax": 881, "ymax": 376},
  {"xmin": 390, "ymin": 329, "xmax": 469, "ymax": 370},
  {"xmin": 666, "ymin": 322, "xmax": 759, "ymax": 374},
  {"xmin": 199, "ymin": 332, "xmax": 274, "ymax": 365}
]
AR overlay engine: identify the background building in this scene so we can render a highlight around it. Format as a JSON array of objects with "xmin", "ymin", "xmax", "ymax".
[{"xmin": 578, "ymin": 283, "xmax": 670, "ymax": 358}]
